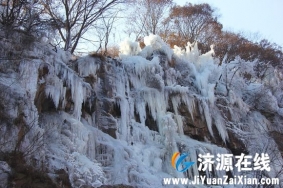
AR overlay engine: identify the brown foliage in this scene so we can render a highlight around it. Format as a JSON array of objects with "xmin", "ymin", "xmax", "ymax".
[
  {"xmin": 89, "ymin": 52, "xmax": 106, "ymax": 61},
  {"xmin": 159, "ymin": 2, "xmax": 282, "ymax": 76},
  {"xmin": 167, "ymin": 3, "xmax": 222, "ymax": 47},
  {"xmin": 101, "ymin": 46, "xmax": 120, "ymax": 58},
  {"xmin": 215, "ymin": 31, "xmax": 283, "ymax": 69}
]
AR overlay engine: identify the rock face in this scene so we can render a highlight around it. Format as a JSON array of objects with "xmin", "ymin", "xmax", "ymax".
[
  {"xmin": 0, "ymin": 35, "xmax": 283, "ymax": 187},
  {"xmin": 270, "ymin": 131, "xmax": 283, "ymax": 156},
  {"xmin": 0, "ymin": 161, "xmax": 10, "ymax": 188}
]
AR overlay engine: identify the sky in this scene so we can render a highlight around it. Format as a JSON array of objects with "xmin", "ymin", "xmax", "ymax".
[{"xmin": 174, "ymin": 0, "xmax": 283, "ymax": 47}]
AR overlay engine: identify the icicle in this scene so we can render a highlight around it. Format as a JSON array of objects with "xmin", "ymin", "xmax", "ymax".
[
  {"xmin": 181, "ymin": 94, "xmax": 195, "ymax": 121},
  {"xmin": 200, "ymin": 99, "xmax": 214, "ymax": 137},
  {"xmin": 77, "ymin": 56, "xmax": 100, "ymax": 77},
  {"xmin": 117, "ymin": 97, "xmax": 129, "ymax": 141},
  {"xmin": 19, "ymin": 60, "xmax": 39, "ymax": 100},
  {"xmin": 171, "ymin": 96, "xmax": 184, "ymax": 135},
  {"xmin": 213, "ymin": 108, "xmax": 228, "ymax": 142}
]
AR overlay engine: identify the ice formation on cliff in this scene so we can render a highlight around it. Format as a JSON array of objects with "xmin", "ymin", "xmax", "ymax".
[{"xmin": 0, "ymin": 34, "xmax": 283, "ymax": 187}]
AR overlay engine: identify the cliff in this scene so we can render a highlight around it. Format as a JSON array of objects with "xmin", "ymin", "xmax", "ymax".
[{"xmin": 0, "ymin": 34, "xmax": 282, "ymax": 187}]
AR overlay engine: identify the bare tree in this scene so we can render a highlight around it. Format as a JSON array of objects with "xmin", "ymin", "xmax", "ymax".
[
  {"xmin": 41, "ymin": 0, "xmax": 124, "ymax": 54},
  {"xmin": 95, "ymin": 10, "xmax": 119, "ymax": 55},
  {"xmin": 0, "ymin": 0, "xmax": 28, "ymax": 32},
  {"xmin": 0, "ymin": 0, "xmax": 45, "ymax": 38},
  {"xmin": 166, "ymin": 3, "xmax": 222, "ymax": 51},
  {"xmin": 127, "ymin": 0, "xmax": 173, "ymax": 40}
]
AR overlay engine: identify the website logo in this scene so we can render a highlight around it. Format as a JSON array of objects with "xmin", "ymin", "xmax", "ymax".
[{"xmin": 171, "ymin": 152, "xmax": 195, "ymax": 172}]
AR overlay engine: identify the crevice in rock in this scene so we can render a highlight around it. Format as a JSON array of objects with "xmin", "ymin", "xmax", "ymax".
[{"xmin": 145, "ymin": 105, "xmax": 158, "ymax": 132}]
